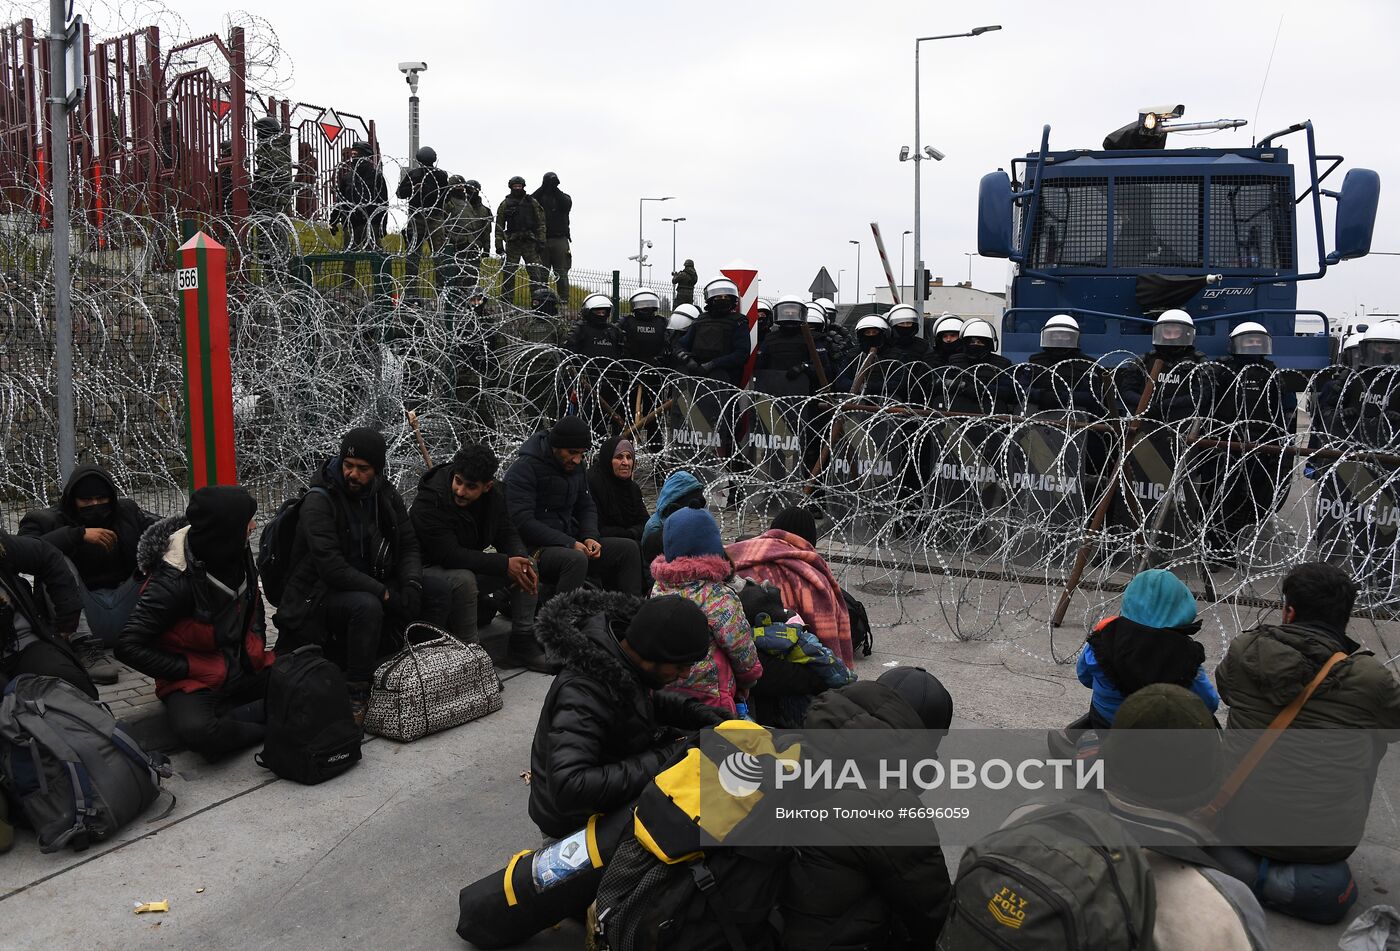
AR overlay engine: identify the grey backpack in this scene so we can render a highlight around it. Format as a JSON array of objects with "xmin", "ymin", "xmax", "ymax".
[
  {"xmin": 0, "ymin": 674, "xmax": 171, "ymax": 852},
  {"xmin": 937, "ymin": 801, "xmax": 1156, "ymax": 950}
]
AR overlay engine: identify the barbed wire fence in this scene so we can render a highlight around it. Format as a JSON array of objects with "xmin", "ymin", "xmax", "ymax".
[{"xmin": 4, "ymin": 0, "xmax": 1399, "ymax": 671}]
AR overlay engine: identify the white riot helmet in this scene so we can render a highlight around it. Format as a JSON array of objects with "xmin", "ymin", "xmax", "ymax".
[
  {"xmin": 855, "ymin": 314, "xmax": 890, "ymax": 348},
  {"xmin": 703, "ymin": 277, "xmax": 740, "ymax": 301},
  {"xmin": 773, "ymin": 295, "xmax": 806, "ymax": 326},
  {"xmin": 581, "ymin": 293, "xmax": 613, "ymax": 320},
  {"xmin": 1341, "ymin": 332, "xmax": 1363, "ymax": 367},
  {"xmin": 887, "ymin": 303, "xmax": 920, "ymax": 330},
  {"xmin": 668, "ymin": 303, "xmax": 699, "ymax": 332},
  {"xmin": 1228, "ymin": 321, "xmax": 1272, "ymax": 357},
  {"xmin": 629, "ymin": 289, "xmax": 661, "ymax": 314},
  {"xmin": 815, "ymin": 297, "xmax": 836, "ymax": 318},
  {"xmin": 1152, "ymin": 309, "xmax": 1196, "ymax": 348},
  {"xmin": 806, "ymin": 303, "xmax": 827, "ymax": 327},
  {"xmin": 1040, "ymin": 314, "xmax": 1080, "ymax": 350},
  {"xmin": 1359, "ymin": 321, "xmax": 1400, "ymax": 368},
  {"xmin": 931, "ymin": 313, "xmax": 963, "ymax": 342},
  {"xmin": 757, "ymin": 298, "xmax": 774, "ymax": 315},
  {"xmin": 961, "ymin": 319, "xmax": 997, "ymax": 350}
]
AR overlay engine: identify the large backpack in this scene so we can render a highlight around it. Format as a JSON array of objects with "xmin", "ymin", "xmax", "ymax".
[
  {"xmin": 937, "ymin": 802, "xmax": 1156, "ymax": 950},
  {"xmin": 256, "ymin": 645, "xmax": 361, "ymax": 784},
  {"xmin": 256, "ymin": 487, "xmax": 327, "ymax": 606},
  {"xmin": 0, "ymin": 675, "xmax": 171, "ymax": 852}
]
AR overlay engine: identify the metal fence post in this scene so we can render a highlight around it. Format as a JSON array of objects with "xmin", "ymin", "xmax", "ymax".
[
  {"xmin": 611, "ymin": 269, "xmax": 620, "ymax": 312},
  {"xmin": 48, "ymin": 0, "xmax": 74, "ymax": 479}
]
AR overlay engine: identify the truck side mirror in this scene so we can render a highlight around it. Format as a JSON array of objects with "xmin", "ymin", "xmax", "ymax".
[
  {"xmin": 1329, "ymin": 167, "xmax": 1380, "ymax": 263},
  {"xmin": 977, "ymin": 170, "xmax": 1016, "ymax": 259}
]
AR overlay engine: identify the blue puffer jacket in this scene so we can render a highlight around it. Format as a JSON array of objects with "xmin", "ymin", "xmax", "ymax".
[{"xmin": 503, "ymin": 432, "xmax": 599, "ymax": 550}]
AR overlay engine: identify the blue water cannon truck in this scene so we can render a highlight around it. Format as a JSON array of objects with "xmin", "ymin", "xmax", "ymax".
[{"xmin": 978, "ymin": 106, "xmax": 1381, "ymax": 368}]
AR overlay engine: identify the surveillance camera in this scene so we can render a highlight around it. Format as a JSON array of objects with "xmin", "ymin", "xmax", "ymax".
[
  {"xmin": 899, "ymin": 146, "xmax": 911, "ymax": 162},
  {"xmin": 398, "ymin": 61, "xmax": 427, "ymax": 74},
  {"xmin": 645, "ymin": 240, "xmax": 653, "ymax": 248},
  {"xmin": 925, "ymin": 146, "xmax": 946, "ymax": 161}
]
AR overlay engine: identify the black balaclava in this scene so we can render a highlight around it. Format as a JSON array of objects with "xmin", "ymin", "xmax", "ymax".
[
  {"xmin": 962, "ymin": 339, "xmax": 992, "ymax": 364},
  {"xmin": 893, "ymin": 323, "xmax": 919, "ymax": 341},
  {"xmin": 185, "ymin": 485, "xmax": 257, "ymax": 589},
  {"xmin": 71, "ymin": 472, "xmax": 115, "ymax": 526},
  {"xmin": 708, "ymin": 296, "xmax": 738, "ymax": 316}
]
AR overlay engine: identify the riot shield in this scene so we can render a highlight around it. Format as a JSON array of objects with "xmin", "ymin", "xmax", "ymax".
[
  {"xmin": 1314, "ymin": 456, "xmax": 1400, "ymax": 601},
  {"xmin": 1001, "ymin": 416, "xmax": 1090, "ymax": 568}
]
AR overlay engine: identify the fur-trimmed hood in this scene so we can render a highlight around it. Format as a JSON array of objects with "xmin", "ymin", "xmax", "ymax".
[
  {"xmin": 136, "ymin": 515, "xmax": 190, "ymax": 574},
  {"xmin": 534, "ymin": 588, "xmax": 646, "ymax": 696},
  {"xmin": 649, "ymin": 553, "xmax": 733, "ymax": 586}
]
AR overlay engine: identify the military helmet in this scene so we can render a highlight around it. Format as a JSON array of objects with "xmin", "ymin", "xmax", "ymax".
[
  {"xmin": 508, "ymin": 175, "xmax": 527, "ymax": 187},
  {"xmin": 1228, "ymin": 321, "xmax": 1272, "ymax": 357},
  {"xmin": 1040, "ymin": 314, "xmax": 1080, "ymax": 350},
  {"xmin": 448, "ymin": 174, "xmax": 466, "ymax": 187},
  {"xmin": 543, "ymin": 172, "xmax": 560, "ymax": 185},
  {"xmin": 416, "ymin": 146, "xmax": 437, "ymax": 166},
  {"xmin": 772, "ymin": 295, "xmax": 806, "ymax": 326},
  {"xmin": 1153, "ymin": 309, "xmax": 1196, "ymax": 348},
  {"xmin": 351, "ymin": 138, "xmax": 373, "ymax": 153},
  {"xmin": 465, "ymin": 179, "xmax": 482, "ymax": 191},
  {"xmin": 629, "ymin": 289, "xmax": 662, "ymax": 312},
  {"xmin": 684, "ymin": 259, "xmax": 695, "ymax": 267},
  {"xmin": 254, "ymin": 115, "xmax": 282, "ymax": 135}
]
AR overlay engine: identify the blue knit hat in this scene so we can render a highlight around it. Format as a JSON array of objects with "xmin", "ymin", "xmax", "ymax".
[
  {"xmin": 1120, "ymin": 569, "xmax": 1197, "ymax": 629},
  {"xmin": 663, "ymin": 507, "xmax": 726, "ymax": 560}
]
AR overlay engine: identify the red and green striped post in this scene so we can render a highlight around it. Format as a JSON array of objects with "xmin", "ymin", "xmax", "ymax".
[{"xmin": 177, "ymin": 232, "xmax": 238, "ymax": 490}]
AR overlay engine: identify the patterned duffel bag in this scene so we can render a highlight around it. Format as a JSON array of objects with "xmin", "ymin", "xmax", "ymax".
[{"xmin": 364, "ymin": 624, "xmax": 503, "ymax": 741}]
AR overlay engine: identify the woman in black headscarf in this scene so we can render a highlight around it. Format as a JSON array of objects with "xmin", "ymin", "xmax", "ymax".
[{"xmin": 586, "ymin": 435, "xmax": 650, "ymax": 541}]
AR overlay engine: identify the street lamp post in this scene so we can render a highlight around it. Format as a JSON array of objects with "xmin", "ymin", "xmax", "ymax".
[
  {"xmin": 906, "ymin": 25, "xmax": 1001, "ymax": 322},
  {"xmin": 848, "ymin": 240, "xmax": 861, "ymax": 309},
  {"xmin": 964, "ymin": 251, "xmax": 975, "ymax": 286},
  {"xmin": 663, "ymin": 216, "xmax": 687, "ymax": 274},
  {"xmin": 837, "ymin": 269, "xmax": 846, "ymax": 303},
  {"xmin": 901, "ymin": 229, "xmax": 912, "ymax": 298},
  {"xmin": 637, "ymin": 196, "xmax": 675, "ymax": 284}
]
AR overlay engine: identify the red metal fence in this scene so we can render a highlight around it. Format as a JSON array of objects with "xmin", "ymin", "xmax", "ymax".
[{"xmin": 0, "ymin": 16, "xmax": 376, "ymax": 230}]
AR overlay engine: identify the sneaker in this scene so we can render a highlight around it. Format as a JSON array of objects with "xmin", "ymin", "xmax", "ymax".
[
  {"xmin": 504, "ymin": 637, "xmax": 562, "ymax": 675},
  {"xmin": 73, "ymin": 637, "xmax": 120, "ymax": 685}
]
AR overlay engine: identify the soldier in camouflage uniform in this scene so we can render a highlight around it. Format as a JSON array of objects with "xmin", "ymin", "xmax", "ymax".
[
  {"xmin": 442, "ymin": 176, "xmax": 493, "ymax": 301},
  {"xmin": 396, "ymin": 146, "xmax": 452, "ymax": 299},
  {"xmin": 671, "ymin": 258, "xmax": 698, "ymax": 307},
  {"xmin": 249, "ymin": 116, "xmax": 294, "ymax": 280},
  {"xmin": 495, "ymin": 175, "xmax": 547, "ymax": 306}
]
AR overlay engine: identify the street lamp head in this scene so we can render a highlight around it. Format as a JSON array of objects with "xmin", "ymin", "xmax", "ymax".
[
  {"xmin": 903, "ymin": 230, "xmax": 912, "ymax": 236},
  {"xmin": 675, "ymin": 217, "xmax": 687, "ymax": 223},
  {"xmin": 899, "ymin": 145, "xmax": 911, "ymax": 162},
  {"xmin": 970, "ymin": 24, "xmax": 1002, "ymax": 35},
  {"xmin": 849, "ymin": 239, "xmax": 860, "ymax": 246}
]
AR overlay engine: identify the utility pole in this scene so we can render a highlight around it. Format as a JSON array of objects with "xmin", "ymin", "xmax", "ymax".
[
  {"xmin": 399, "ymin": 62, "xmax": 427, "ymax": 166},
  {"xmin": 49, "ymin": 0, "xmax": 79, "ymax": 479}
]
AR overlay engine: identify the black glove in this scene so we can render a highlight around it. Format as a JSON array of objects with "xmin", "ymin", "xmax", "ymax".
[
  {"xmin": 400, "ymin": 581, "xmax": 423, "ymax": 621},
  {"xmin": 785, "ymin": 363, "xmax": 809, "ymax": 381},
  {"xmin": 684, "ymin": 357, "xmax": 703, "ymax": 374}
]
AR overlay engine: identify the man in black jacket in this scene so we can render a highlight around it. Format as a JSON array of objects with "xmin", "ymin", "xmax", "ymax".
[
  {"xmin": 504, "ymin": 416, "xmax": 643, "ymax": 599},
  {"xmin": 411, "ymin": 443, "xmax": 546, "ymax": 670},
  {"xmin": 532, "ymin": 171, "xmax": 572, "ymax": 304},
  {"xmin": 529, "ymin": 589, "xmax": 725, "ymax": 839},
  {"xmin": 0, "ymin": 530, "xmax": 92, "ymax": 698},
  {"xmin": 274, "ymin": 427, "xmax": 424, "ymax": 721},
  {"xmin": 20, "ymin": 464, "xmax": 159, "ymax": 683}
]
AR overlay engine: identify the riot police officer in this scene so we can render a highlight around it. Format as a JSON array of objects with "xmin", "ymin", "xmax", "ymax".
[
  {"xmin": 929, "ymin": 313, "xmax": 964, "ymax": 366},
  {"xmin": 946, "ymin": 319, "xmax": 1015, "ymax": 413},
  {"xmin": 1020, "ymin": 314, "xmax": 1107, "ymax": 415},
  {"xmin": 667, "ymin": 303, "xmax": 699, "ymax": 349},
  {"xmin": 1331, "ymin": 322, "xmax": 1400, "ymax": 446},
  {"xmin": 876, "ymin": 304, "xmax": 935, "ymax": 403},
  {"xmin": 755, "ymin": 298, "xmax": 775, "ymax": 348},
  {"xmin": 752, "ymin": 296, "xmax": 824, "ymax": 397},
  {"xmin": 620, "ymin": 290, "xmax": 671, "ymax": 366},
  {"xmin": 837, "ymin": 314, "xmax": 889, "ymax": 391},
  {"xmin": 565, "ymin": 294, "xmax": 627, "ymax": 432},
  {"xmin": 816, "ymin": 297, "xmax": 855, "ymax": 375},
  {"xmin": 1115, "ymin": 309, "xmax": 1214, "ymax": 421},
  {"xmin": 566, "ymin": 293, "xmax": 625, "ymax": 359},
  {"xmin": 677, "ymin": 277, "xmax": 751, "ymax": 385}
]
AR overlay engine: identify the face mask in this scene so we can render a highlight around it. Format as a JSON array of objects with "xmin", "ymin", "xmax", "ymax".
[
  {"xmin": 894, "ymin": 325, "xmax": 918, "ymax": 340},
  {"xmin": 709, "ymin": 298, "xmax": 736, "ymax": 315},
  {"xmin": 75, "ymin": 502, "xmax": 113, "ymax": 526}
]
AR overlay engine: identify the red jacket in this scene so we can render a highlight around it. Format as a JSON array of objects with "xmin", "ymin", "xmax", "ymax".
[{"xmin": 116, "ymin": 519, "xmax": 273, "ymax": 698}]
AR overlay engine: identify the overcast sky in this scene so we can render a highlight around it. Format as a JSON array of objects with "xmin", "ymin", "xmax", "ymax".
[{"xmin": 161, "ymin": 0, "xmax": 1400, "ymax": 319}]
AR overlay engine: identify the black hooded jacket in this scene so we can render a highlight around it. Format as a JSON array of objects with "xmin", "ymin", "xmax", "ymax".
[
  {"xmin": 528, "ymin": 590, "xmax": 725, "ymax": 837},
  {"xmin": 0, "ymin": 531, "xmax": 82, "ymax": 664},
  {"xmin": 274, "ymin": 458, "xmax": 422, "ymax": 637},
  {"xmin": 1087, "ymin": 615, "xmax": 1206, "ymax": 700},
  {"xmin": 780, "ymin": 682, "xmax": 952, "ymax": 951},
  {"xmin": 19, "ymin": 464, "xmax": 158, "ymax": 589},
  {"xmin": 504, "ymin": 432, "xmax": 600, "ymax": 549},
  {"xmin": 531, "ymin": 181, "xmax": 572, "ymax": 239},
  {"xmin": 410, "ymin": 462, "xmax": 525, "ymax": 578},
  {"xmin": 585, "ymin": 436, "xmax": 650, "ymax": 541}
]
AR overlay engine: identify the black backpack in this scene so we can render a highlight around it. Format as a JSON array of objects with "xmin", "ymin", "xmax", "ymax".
[
  {"xmin": 937, "ymin": 802, "xmax": 1155, "ymax": 951},
  {"xmin": 842, "ymin": 590, "xmax": 873, "ymax": 657},
  {"xmin": 593, "ymin": 837, "xmax": 789, "ymax": 951},
  {"xmin": 256, "ymin": 487, "xmax": 327, "ymax": 606},
  {"xmin": 256, "ymin": 645, "xmax": 361, "ymax": 785}
]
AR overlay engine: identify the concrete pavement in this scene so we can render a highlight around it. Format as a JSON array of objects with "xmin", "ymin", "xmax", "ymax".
[{"xmin": 4, "ymin": 580, "xmax": 1398, "ymax": 950}]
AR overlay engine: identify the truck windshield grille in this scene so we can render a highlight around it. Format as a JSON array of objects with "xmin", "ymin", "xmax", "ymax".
[
  {"xmin": 1113, "ymin": 176, "xmax": 1203, "ymax": 268},
  {"xmin": 1208, "ymin": 176, "xmax": 1295, "ymax": 270}
]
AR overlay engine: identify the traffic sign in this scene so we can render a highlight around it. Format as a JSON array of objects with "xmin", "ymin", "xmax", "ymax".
[{"xmin": 809, "ymin": 267, "xmax": 838, "ymax": 300}]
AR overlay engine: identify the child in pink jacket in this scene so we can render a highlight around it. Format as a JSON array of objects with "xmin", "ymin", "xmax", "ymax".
[{"xmin": 649, "ymin": 507, "xmax": 762, "ymax": 715}]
